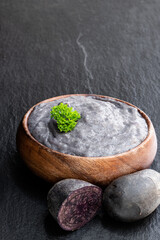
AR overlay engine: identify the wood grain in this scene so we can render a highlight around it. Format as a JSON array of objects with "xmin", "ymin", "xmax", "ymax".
[{"xmin": 16, "ymin": 94, "xmax": 157, "ymax": 186}]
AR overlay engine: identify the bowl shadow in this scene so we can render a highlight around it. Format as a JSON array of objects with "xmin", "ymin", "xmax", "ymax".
[{"xmin": 10, "ymin": 151, "xmax": 52, "ymax": 202}]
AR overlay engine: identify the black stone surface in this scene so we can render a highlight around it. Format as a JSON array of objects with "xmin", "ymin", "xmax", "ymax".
[{"xmin": 0, "ymin": 0, "xmax": 160, "ymax": 239}]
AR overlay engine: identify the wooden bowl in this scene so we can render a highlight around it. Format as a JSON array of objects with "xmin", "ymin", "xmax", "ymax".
[{"xmin": 16, "ymin": 94, "xmax": 157, "ymax": 186}]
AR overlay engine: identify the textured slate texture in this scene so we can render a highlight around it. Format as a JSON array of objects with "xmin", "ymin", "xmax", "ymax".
[{"xmin": 0, "ymin": 0, "xmax": 160, "ymax": 239}]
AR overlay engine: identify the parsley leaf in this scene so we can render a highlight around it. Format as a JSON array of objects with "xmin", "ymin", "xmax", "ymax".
[{"xmin": 50, "ymin": 102, "xmax": 81, "ymax": 133}]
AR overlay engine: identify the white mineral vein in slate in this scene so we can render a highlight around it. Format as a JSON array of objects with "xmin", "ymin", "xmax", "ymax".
[{"xmin": 76, "ymin": 33, "xmax": 93, "ymax": 93}]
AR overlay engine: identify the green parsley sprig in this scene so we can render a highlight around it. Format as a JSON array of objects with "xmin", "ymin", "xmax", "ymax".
[{"xmin": 50, "ymin": 102, "xmax": 81, "ymax": 133}]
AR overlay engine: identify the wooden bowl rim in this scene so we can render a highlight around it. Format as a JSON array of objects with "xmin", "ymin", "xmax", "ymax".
[{"xmin": 22, "ymin": 93, "xmax": 154, "ymax": 160}]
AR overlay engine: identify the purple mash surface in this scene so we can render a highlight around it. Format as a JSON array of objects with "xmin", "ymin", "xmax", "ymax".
[{"xmin": 28, "ymin": 96, "xmax": 148, "ymax": 157}]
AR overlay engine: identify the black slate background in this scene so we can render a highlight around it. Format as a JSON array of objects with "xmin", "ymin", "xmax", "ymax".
[{"xmin": 0, "ymin": 0, "xmax": 160, "ymax": 239}]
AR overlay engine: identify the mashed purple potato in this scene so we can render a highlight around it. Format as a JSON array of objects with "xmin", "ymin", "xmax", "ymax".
[{"xmin": 28, "ymin": 95, "xmax": 148, "ymax": 157}]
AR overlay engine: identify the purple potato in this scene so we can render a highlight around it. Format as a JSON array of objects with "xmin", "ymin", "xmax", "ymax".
[
  {"xmin": 47, "ymin": 179, "xmax": 102, "ymax": 231},
  {"xmin": 103, "ymin": 169, "xmax": 160, "ymax": 222}
]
